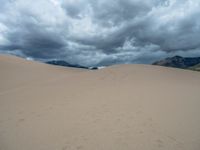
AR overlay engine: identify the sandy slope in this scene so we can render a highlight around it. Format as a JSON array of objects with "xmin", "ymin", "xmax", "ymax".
[{"xmin": 0, "ymin": 54, "xmax": 200, "ymax": 150}]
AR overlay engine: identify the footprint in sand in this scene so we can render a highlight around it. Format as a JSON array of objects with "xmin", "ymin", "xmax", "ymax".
[
  {"xmin": 18, "ymin": 118, "xmax": 25, "ymax": 122},
  {"xmin": 76, "ymin": 145, "xmax": 83, "ymax": 150},
  {"xmin": 139, "ymin": 130, "xmax": 144, "ymax": 134},
  {"xmin": 156, "ymin": 139, "xmax": 164, "ymax": 148},
  {"xmin": 17, "ymin": 111, "xmax": 23, "ymax": 115},
  {"xmin": 62, "ymin": 145, "xmax": 69, "ymax": 150},
  {"xmin": 62, "ymin": 145, "xmax": 83, "ymax": 150}
]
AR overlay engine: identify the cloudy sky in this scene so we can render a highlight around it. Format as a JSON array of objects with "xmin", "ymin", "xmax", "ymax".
[{"xmin": 0, "ymin": 0, "xmax": 200, "ymax": 66}]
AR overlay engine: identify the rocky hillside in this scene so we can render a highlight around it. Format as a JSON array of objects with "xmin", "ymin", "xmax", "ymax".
[{"xmin": 153, "ymin": 56, "xmax": 200, "ymax": 71}]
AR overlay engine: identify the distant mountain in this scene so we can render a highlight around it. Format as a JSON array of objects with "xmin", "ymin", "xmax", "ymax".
[
  {"xmin": 152, "ymin": 56, "xmax": 200, "ymax": 70},
  {"xmin": 46, "ymin": 60, "xmax": 98, "ymax": 70},
  {"xmin": 189, "ymin": 63, "xmax": 200, "ymax": 71}
]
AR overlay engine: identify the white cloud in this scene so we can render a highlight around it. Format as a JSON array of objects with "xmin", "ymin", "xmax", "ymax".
[{"xmin": 0, "ymin": 0, "xmax": 200, "ymax": 66}]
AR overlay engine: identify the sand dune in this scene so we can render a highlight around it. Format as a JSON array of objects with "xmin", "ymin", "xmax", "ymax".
[{"xmin": 0, "ymin": 54, "xmax": 200, "ymax": 150}]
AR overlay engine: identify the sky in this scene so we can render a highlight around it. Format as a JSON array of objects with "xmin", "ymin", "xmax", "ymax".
[{"xmin": 0, "ymin": 0, "xmax": 200, "ymax": 66}]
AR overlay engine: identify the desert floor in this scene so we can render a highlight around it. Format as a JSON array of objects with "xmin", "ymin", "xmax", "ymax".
[{"xmin": 0, "ymin": 55, "xmax": 200, "ymax": 150}]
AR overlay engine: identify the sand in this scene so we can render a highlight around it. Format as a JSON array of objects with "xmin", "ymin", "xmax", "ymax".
[{"xmin": 0, "ymin": 54, "xmax": 200, "ymax": 150}]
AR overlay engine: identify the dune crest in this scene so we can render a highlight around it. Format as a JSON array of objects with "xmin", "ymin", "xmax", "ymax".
[{"xmin": 0, "ymin": 55, "xmax": 200, "ymax": 150}]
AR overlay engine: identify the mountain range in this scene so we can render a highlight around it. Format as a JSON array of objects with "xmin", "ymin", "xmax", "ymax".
[
  {"xmin": 152, "ymin": 56, "xmax": 200, "ymax": 71},
  {"xmin": 46, "ymin": 56, "xmax": 200, "ymax": 72},
  {"xmin": 46, "ymin": 60, "xmax": 98, "ymax": 70}
]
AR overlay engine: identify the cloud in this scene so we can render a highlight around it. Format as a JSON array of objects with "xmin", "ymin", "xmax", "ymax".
[{"xmin": 0, "ymin": 0, "xmax": 200, "ymax": 66}]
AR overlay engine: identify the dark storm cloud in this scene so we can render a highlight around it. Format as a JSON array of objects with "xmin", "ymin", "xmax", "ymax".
[{"xmin": 0, "ymin": 0, "xmax": 200, "ymax": 66}]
